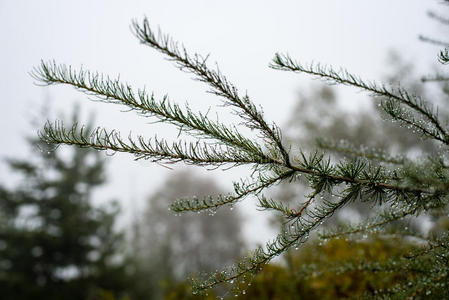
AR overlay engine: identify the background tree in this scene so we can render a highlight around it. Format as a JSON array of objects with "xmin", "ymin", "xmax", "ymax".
[
  {"xmin": 32, "ymin": 4, "xmax": 449, "ymax": 297},
  {"xmin": 0, "ymin": 111, "xmax": 131, "ymax": 300},
  {"xmin": 131, "ymin": 170, "xmax": 244, "ymax": 299}
]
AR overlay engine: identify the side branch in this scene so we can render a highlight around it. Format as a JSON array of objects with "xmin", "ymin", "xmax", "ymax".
[
  {"xmin": 40, "ymin": 121, "xmax": 268, "ymax": 167},
  {"xmin": 289, "ymin": 160, "xmax": 430, "ymax": 196},
  {"xmin": 170, "ymin": 170, "xmax": 295, "ymax": 212},
  {"xmin": 270, "ymin": 54, "xmax": 448, "ymax": 143},
  {"xmin": 319, "ymin": 205, "xmax": 418, "ymax": 240}
]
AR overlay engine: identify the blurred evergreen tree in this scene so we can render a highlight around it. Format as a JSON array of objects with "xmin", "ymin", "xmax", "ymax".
[{"xmin": 0, "ymin": 112, "xmax": 130, "ymax": 300}]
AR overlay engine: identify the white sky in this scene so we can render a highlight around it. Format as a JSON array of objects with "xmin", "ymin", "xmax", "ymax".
[{"xmin": 0, "ymin": 0, "xmax": 445, "ymax": 245}]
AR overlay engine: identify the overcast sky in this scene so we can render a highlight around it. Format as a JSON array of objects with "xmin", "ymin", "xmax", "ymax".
[{"xmin": 0, "ymin": 0, "xmax": 445, "ymax": 244}]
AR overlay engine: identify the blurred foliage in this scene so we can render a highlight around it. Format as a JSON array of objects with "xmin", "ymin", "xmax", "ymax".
[
  {"xmin": 164, "ymin": 281, "xmax": 217, "ymax": 300},
  {"xmin": 281, "ymin": 237, "xmax": 413, "ymax": 299},
  {"xmin": 162, "ymin": 235, "xmax": 417, "ymax": 299},
  {"xmin": 130, "ymin": 170, "xmax": 245, "ymax": 299},
  {"xmin": 0, "ymin": 111, "xmax": 133, "ymax": 300}
]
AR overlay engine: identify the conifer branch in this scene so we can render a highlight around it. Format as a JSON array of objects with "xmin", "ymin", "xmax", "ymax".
[
  {"xmin": 31, "ymin": 61, "xmax": 268, "ymax": 159},
  {"xmin": 270, "ymin": 54, "xmax": 449, "ymax": 143},
  {"xmin": 421, "ymin": 74, "xmax": 449, "ymax": 82},
  {"xmin": 40, "ymin": 121, "xmax": 266, "ymax": 167},
  {"xmin": 170, "ymin": 170, "xmax": 295, "ymax": 212},
  {"xmin": 33, "ymin": 17, "xmax": 449, "ymax": 296},
  {"xmin": 319, "ymin": 205, "xmax": 418, "ymax": 240},
  {"xmin": 257, "ymin": 194, "xmax": 293, "ymax": 215},
  {"xmin": 294, "ymin": 191, "xmax": 323, "ymax": 218},
  {"xmin": 404, "ymin": 242, "xmax": 443, "ymax": 260},
  {"xmin": 132, "ymin": 19, "xmax": 291, "ymax": 166},
  {"xmin": 427, "ymin": 11, "xmax": 449, "ymax": 26},
  {"xmin": 418, "ymin": 35, "xmax": 449, "ymax": 47},
  {"xmin": 380, "ymin": 98, "xmax": 445, "ymax": 143},
  {"xmin": 289, "ymin": 152, "xmax": 433, "ymax": 197},
  {"xmin": 439, "ymin": 48, "xmax": 449, "ymax": 64}
]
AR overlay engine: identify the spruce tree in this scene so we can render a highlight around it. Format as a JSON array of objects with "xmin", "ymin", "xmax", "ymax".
[
  {"xmin": 32, "ymin": 11, "xmax": 449, "ymax": 298},
  {"xmin": 0, "ymin": 113, "xmax": 130, "ymax": 300}
]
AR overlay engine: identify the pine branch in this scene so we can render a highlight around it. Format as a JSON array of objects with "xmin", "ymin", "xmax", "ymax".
[
  {"xmin": 427, "ymin": 11, "xmax": 449, "ymax": 26},
  {"xmin": 421, "ymin": 74, "xmax": 449, "ymax": 82},
  {"xmin": 32, "ymin": 16, "xmax": 449, "ymax": 296},
  {"xmin": 33, "ymin": 25, "xmax": 440, "ymax": 202},
  {"xmin": 318, "ymin": 205, "xmax": 418, "ymax": 240},
  {"xmin": 405, "ymin": 242, "xmax": 443, "ymax": 260},
  {"xmin": 439, "ymin": 48, "xmax": 449, "ymax": 64},
  {"xmin": 31, "ymin": 61, "xmax": 269, "ymax": 160},
  {"xmin": 131, "ymin": 19, "xmax": 291, "ymax": 166},
  {"xmin": 257, "ymin": 194, "xmax": 294, "ymax": 216},
  {"xmin": 418, "ymin": 35, "xmax": 449, "ymax": 47},
  {"xmin": 270, "ymin": 54, "xmax": 449, "ymax": 144},
  {"xmin": 170, "ymin": 170, "xmax": 295, "ymax": 212},
  {"xmin": 40, "ymin": 121, "xmax": 266, "ymax": 167},
  {"xmin": 380, "ymin": 98, "xmax": 445, "ymax": 143},
  {"xmin": 289, "ymin": 190, "xmax": 323, "ymax": 221},
  {"xmin": 290, "ymin": 152, "xmax": 434, "ymax": 198}
]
